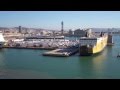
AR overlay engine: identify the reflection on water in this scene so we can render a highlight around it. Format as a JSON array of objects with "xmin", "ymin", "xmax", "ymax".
[
  {"xmin": 78, "ymin": 46, "xmax": 109, "ymax": 79},
  {"xmin": 92, "ymin": 47, "xmax": 108, "ymax": 72},
  {"xmin": 92, "ymin": 47, "xmax": 108, "ymax": 76}
]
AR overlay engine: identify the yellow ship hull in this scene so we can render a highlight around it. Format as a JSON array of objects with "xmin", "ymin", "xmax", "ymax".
[
  {"xmin": 80, "ymin": 35, "xmax": 108, "ymax": 56},
  {"xmin": 93, "ymin": 35, "xmax": 108, "ymax": 54}
]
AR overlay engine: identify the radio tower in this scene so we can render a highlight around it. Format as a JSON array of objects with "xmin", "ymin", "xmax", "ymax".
[{"xmin": 61, "ymin": 21, "xmax": 64, "ymax": 35}]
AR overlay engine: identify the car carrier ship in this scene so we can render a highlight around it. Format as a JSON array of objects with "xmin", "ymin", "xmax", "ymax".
[{"xmin": 79, "ymin": 32, "xmax": 108, "ymax": 56}]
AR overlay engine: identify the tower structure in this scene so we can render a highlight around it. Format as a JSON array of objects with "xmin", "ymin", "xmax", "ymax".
[
  {"xmin": 61, "ymin": 21, "xmax": 64, "ymax": 35},
  {"xmin": 19, "ymin": 26, "xmax": 22, "ymax": 33}
]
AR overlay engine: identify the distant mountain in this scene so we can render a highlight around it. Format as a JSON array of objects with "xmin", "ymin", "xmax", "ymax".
[
  {"xmin": 91, "ymin": 28, "xmax": 120, "ymax": 32},
  {"xmin": 0, "ymin": 27, "xmax": 9, "ymax": 29}
]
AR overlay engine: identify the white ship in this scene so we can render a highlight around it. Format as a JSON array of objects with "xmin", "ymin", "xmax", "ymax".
[{"xmin": 0, "ymin": 33, "xmax": 5, "ymax": 48}]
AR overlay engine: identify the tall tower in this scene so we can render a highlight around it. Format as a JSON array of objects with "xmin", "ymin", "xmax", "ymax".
[
  {"xmin": 19, "ymin": 26, "xmax": 22, "ymax": 33},
  {"xmin": 61, "ymin": 21, "xmax": 64, "ymax": 35}
]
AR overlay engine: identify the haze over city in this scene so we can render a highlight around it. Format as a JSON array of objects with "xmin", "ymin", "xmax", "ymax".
[{"xmin": 0, "ymin": 11, "xmax": 120, "ymax": 30}]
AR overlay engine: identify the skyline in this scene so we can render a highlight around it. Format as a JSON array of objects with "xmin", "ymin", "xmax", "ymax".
[{"xmin": 0, "ymin": 11, "xmax": 120, "ymax": 30}]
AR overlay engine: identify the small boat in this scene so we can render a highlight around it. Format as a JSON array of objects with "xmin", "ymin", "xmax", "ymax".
[
  {"xmin": 117, "ymin": 55, "xmax": 120, "ymax": 57},
  {"xmin": 117, "ymin": 53, "xmax": 120, "ymax": 57}
]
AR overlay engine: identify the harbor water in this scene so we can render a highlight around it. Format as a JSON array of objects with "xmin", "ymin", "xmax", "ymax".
[{"xmin": 0, "ymin": 35, "xmax": 120, "ymax": 79}]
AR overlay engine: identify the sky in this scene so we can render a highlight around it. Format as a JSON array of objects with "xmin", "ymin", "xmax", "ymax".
[{"xmin": 0, "ymin": 11, "xmax": 120, "ymax": 30}]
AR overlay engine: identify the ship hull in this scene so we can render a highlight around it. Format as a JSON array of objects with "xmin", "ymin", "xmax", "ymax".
[
  {"xmin": 92, "ymin": 35, "xmax": 108, "ymax": 54},
  {"xmin": 79, "ymin": 45, "xmax": 93, "ymax": 56},
  {"xmin": 79, "ymin": 35, "xmax": 108, "ymax": 56}
]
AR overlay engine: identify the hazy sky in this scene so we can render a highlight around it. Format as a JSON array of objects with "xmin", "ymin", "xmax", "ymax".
[{"xmin": 0, "ymin": 11, "xmax": 120, "ymax": 30}]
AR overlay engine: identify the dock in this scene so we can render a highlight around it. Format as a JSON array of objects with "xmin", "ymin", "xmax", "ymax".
[
  {"xmin": 107, "ymin": 34, "xmax": 114, "ymax": 46},
  {"xmin": 43, "ymin": 48, "xmax": 79, "ymax": 57}
]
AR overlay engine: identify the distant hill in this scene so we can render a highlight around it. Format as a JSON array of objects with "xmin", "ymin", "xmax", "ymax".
[
  {"xmin": 90, "ymin": 28, "xmax": 120, "ymax": 32},
  {"xmin": 0, "ymin": 27, "xmax": 9, "ymax": 30}
]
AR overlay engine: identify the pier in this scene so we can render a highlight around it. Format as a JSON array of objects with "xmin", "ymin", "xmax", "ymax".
[
  {"xmin": 107, "ymin": 34, "xmax": 114, "ymax": 46},
  {"xmin": 43, "ymin": 48, "xmax": 79, "ymax": 57}
]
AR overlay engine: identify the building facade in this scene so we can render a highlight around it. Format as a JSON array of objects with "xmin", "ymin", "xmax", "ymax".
[
  {"xmin": 74, "ymin": 29, "xmax": 86, "ymax": 37},
  {"xmin": 68, "ymin": 29, "xmax": 74, "ymax": 36},
  {"xmin": 74, "ymin": 29, "xmax": 92, "ymax": 37}
]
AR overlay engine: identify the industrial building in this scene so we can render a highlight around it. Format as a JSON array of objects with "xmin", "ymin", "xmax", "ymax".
[
  {"xmin": 68, "ymin": 29, "xmax": 74, "ymax": 36},
  {"xmin": 74, "ymin": 29, "xmax": 92, "ymax": 37}
]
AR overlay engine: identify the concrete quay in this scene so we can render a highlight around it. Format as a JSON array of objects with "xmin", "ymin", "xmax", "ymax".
[{"xmin": 43, "ymin": 48, "xmax": 79, "ymax": 57}]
